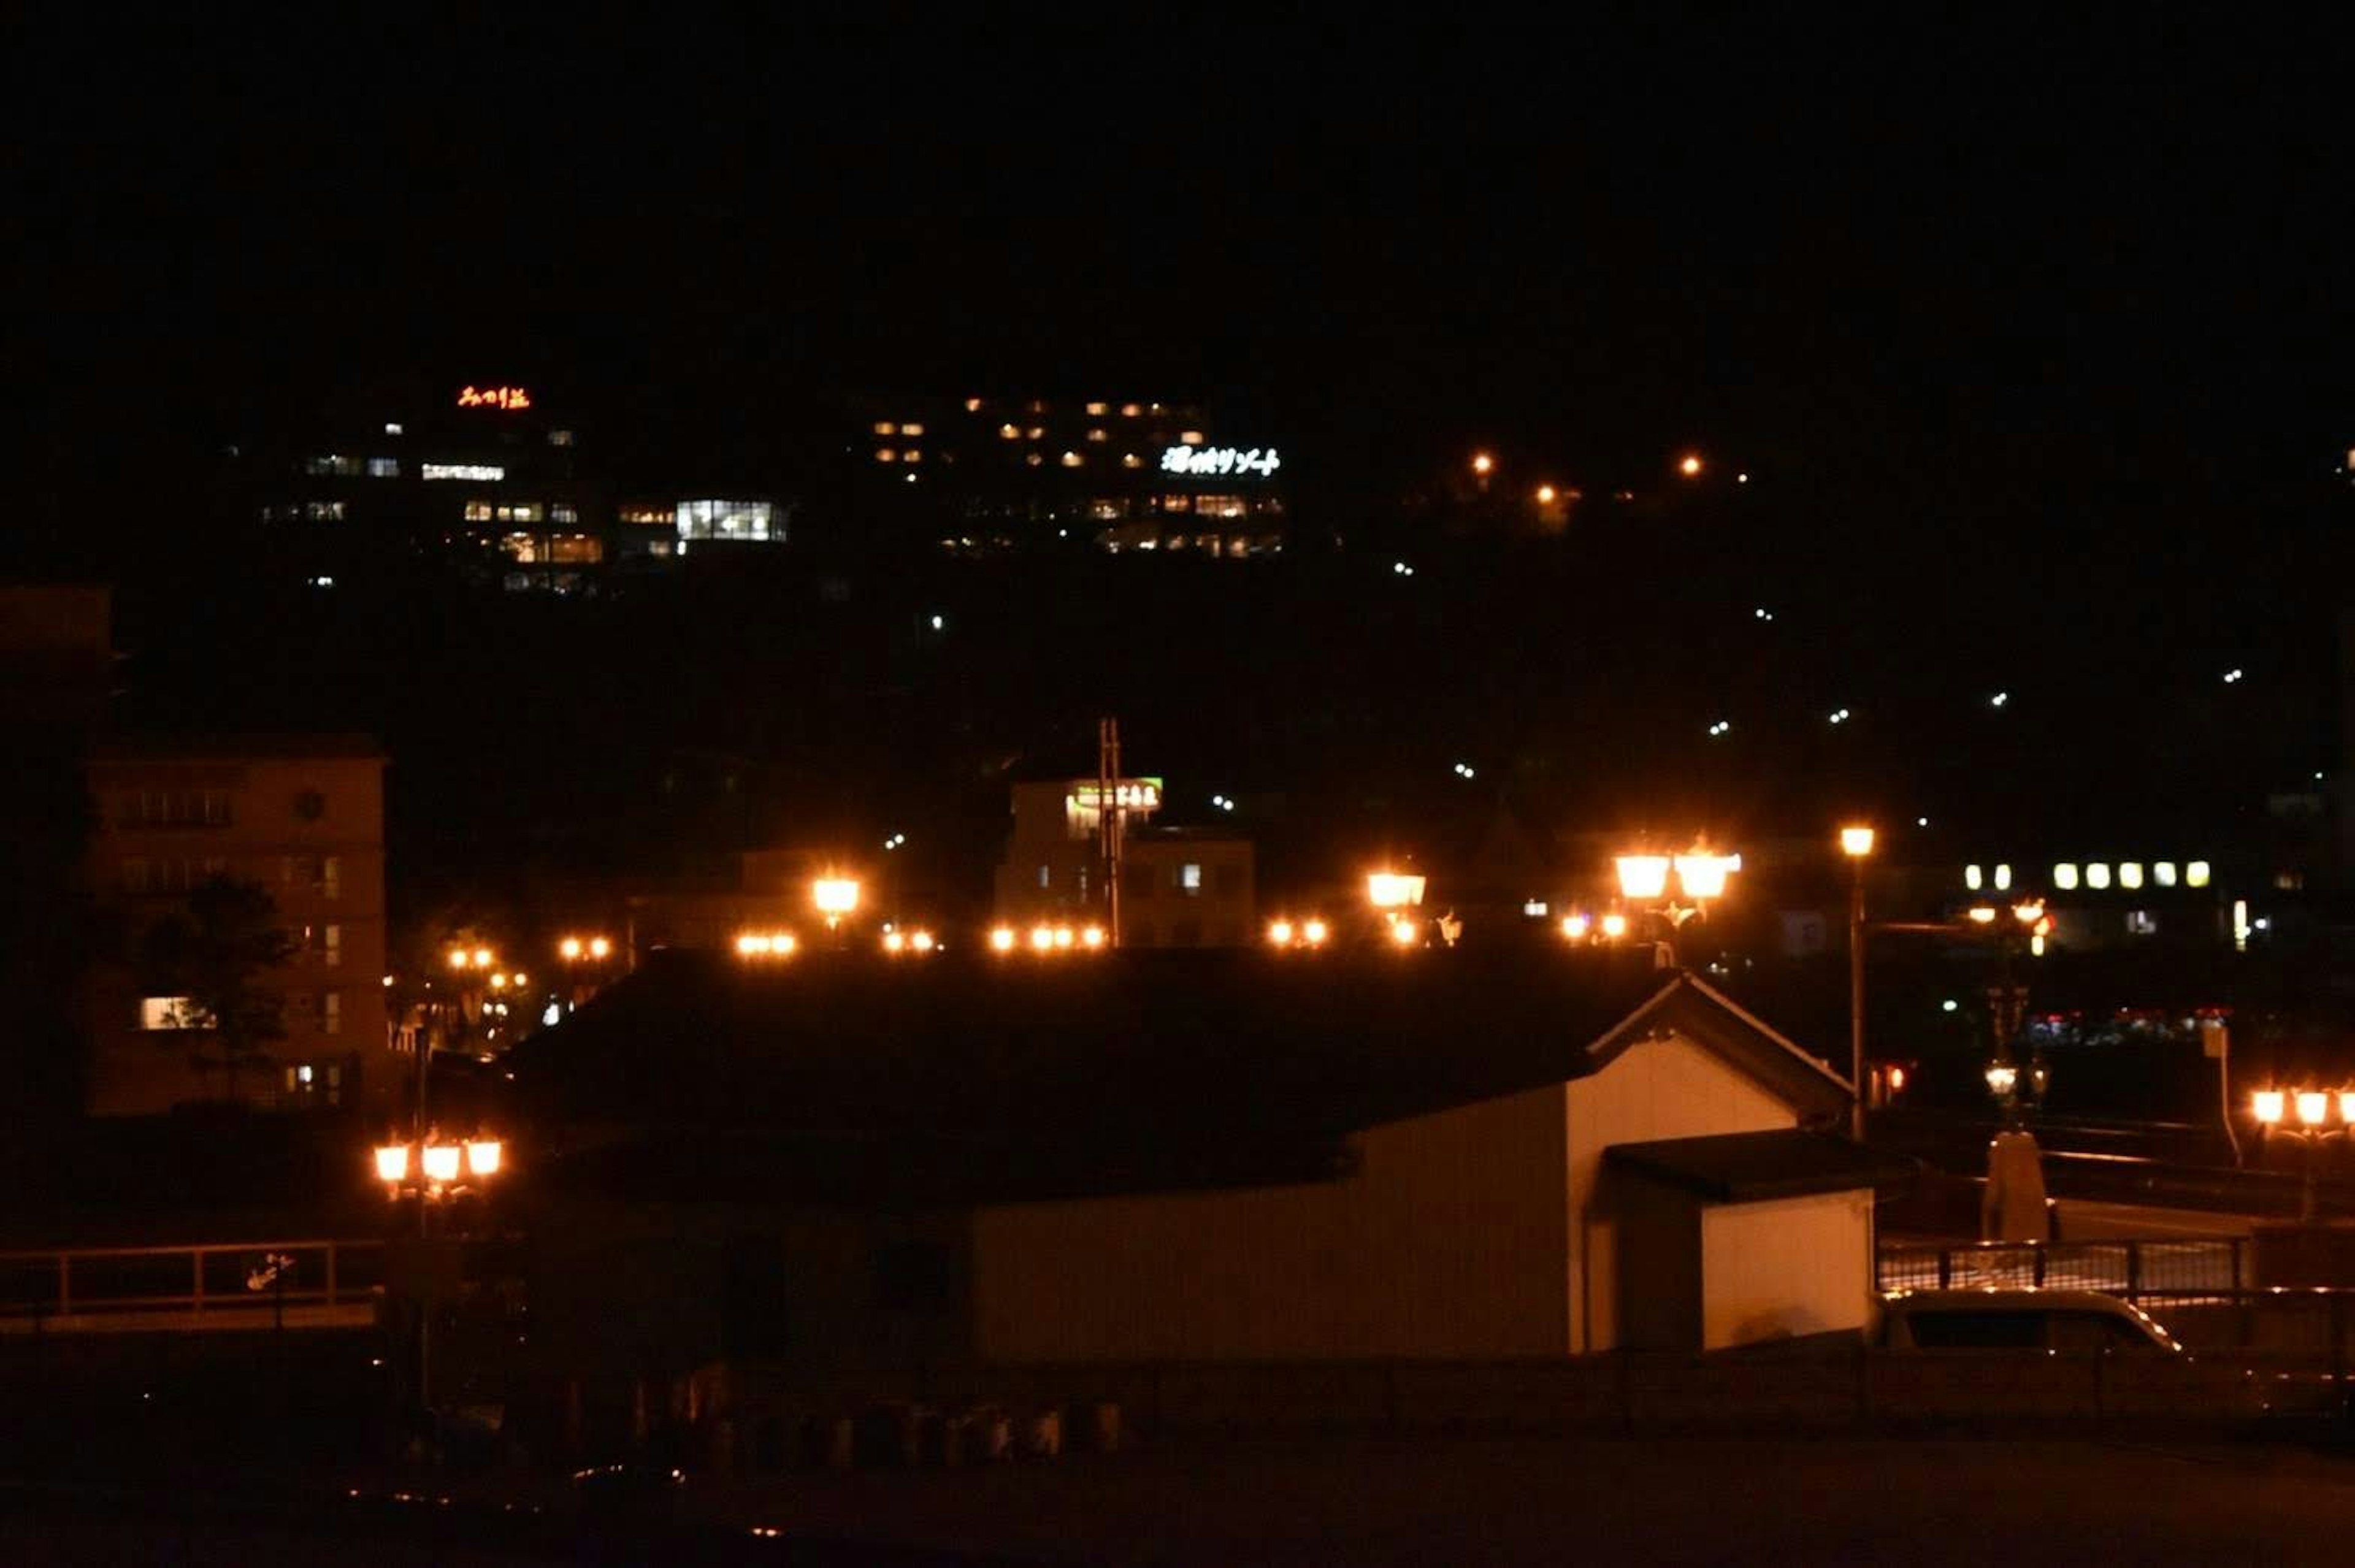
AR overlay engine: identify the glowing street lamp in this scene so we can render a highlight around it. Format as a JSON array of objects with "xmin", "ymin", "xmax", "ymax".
[
  {"xmin": 1268, "ymin": 919, "xmax": 1296, "ymax": 947},
  {"xmin": 1301, "ymin": 919, "xmax": 1328, "ymax": 946},
  {"xmin": 1599, "ymin": 912, "xmax": 1629, "ymax": 939},
  {"xmin": 2251, "ymin": 1086, "xmax": 2354, "ymax": 1222},
  {"xmin": 989, "ymin": 926, "xmax": 1016, "ymax": 953},
  {"xmin": 1366, "ymin": 872, "xmax": 1426, "ymax": 911},
  {"xmin": 813, "ymin": 877, "xmax": 861, "ymax": 917},
  {"xmin": 1614, "ymin": 855, "xmax": 1671, "ymax": 901},
  {"xmin": 1535, "ymin": 484, "xmax": 1558, "ymax": 505},
  {"xmin": 1678, "ymin": 453, "xmax": 1704, "ymax": 478},
  {"xmin": 1841, "ymin": 824, "xmax": 1875, "ymax": 1139},
  {"xmin": 559, "ymin": 936, "xmax": 583, "ymax": 960},
  {"xmin": 1471, "ymin": 452, "xmax": 1495, "ymax": 477}
]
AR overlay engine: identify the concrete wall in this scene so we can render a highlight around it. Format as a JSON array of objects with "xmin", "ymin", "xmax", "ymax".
[
  {"xmin": 1569, "ymin": 1034, "xmax": 1797, "ymax": 1352},
  {"xmin": 1700, "ymin": 1190, "xmax": 1874, "ymax": 1350},
  {"xmin": 974, "ymin": 1080, "xmax": 1571, "ymax": 1361}
]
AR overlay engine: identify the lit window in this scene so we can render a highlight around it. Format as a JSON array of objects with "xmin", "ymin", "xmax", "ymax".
[
  {"xmin": 875, "ymin": 448, "xmax": 897, "ymax": 462},
  {"xmin": 1993, "ymin": 864, "xmax": 2012, "ymax": 891},
  {"xmin": 421, "ymin": 463, "xmax": 505, "ymax": 481},
  {"xmin": 1121, "ymin": 453, "xmax": 1143, "ymax": 468},
  {"xmin": 999, "ymin": 423, "xmax": 1020, "ymax": 439},
  {"xmin": 1060, "ymin": 451, "xmax": 1083, "ymax": 467},
  {"xmin": 1026, "ymin": 426, "xmax": 1044, "ymax": 440},
  {"xmin": 1025, "ymin": 452, "xmax": 1044, "ymax": 467},
  {"xmin": 1037, "ymin": 865, "xmax": 1051, "ymax": 889},
  {"xmin": 965, "ymin": 397, "xmax": 984, "ymax": 412},
  {"xmin": 1181, "ymin": 863, "xmax": 1203, "ymax": 891},
  {"xmin": 902, "ymin": 449, "xmax": 921, "ymax": 463},
  {"xmin": 2276, "ymin": 870, "xmax": 2305, "ymax": 891},
  {"xmin": 548, "ymin": 429, "xmax": 575, "ymax": 446},
  {"xmin": 2187, "ymin": 860, "xmax": 2211, "ymax": 888},
  {"xmin": 323, "ymin": 992, "xmax": 341, "ymax": 1034},
  {"xmin": 304, "ymin": 454, "xmax": 359, "ymax": 476},
  {"xmin": 464, "ymin": 500, "xmax": 494, "ymax": 522},
  {"xmin": 1120, "ymin": 403, "xmax": 1142, "ymax": 418},
  {"xmin": 2126, "ymin": 911, "xmax": 2157, "ymax": 935},
  {"xmin": 1964, "ymin": 865, "xmax": 1983, "ymax": 890},
  {"xmin": 2154, "ymin": 861, "xmax": 2178, "ymax": 887},
  {"xmin": 2119, "ymin": 863, "xmax": 2144, "ymax": 890},
  {"xmin": 1086, "ymin": 428, "xmax": 1108, "ymax": 443},
  {"xmin": 384, "ymin": 422, "xmax": 403, "ymax": 436},
  {"xmin": 873, "ymin": 421, "xmax": 897, "ymax": 436},
  {"xmin": 366, "ymin": 457, "xmax": 400, "ymax": 478},
  {"xmin": 140, "ymin": 996, "xmax": 212, "ymax": 1030},
  {"xmin": 1178, "ymin": 430, "xmax": 1204, "ymax": 446},
  {"xmin": 1085, "ymin": 402, "xmax": 1109, "ymax": 416},
  {"xmin": 2053, "ymin": 863, "xmax": 2079, "ymax": 890},
  {"xmin": 2086, "ymin": 863, "xmax": 2112, "ymax": 890},
  {"xmin": 900, "ymin": 423, "xmax": 924, "ymax": 438}
]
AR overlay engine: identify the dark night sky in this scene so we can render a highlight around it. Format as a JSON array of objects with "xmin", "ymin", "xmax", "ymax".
[{"xmin": 9, "ymin": 14, "xmax": 2355, "ymax": 881}]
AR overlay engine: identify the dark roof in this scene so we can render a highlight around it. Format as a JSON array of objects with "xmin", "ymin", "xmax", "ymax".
[
  {"xmin": 87, "ymin": 731, "xmax": 385, "ymax": 762},
  {"xmin": 1604, "ymin": 1129, "xmax": 1916, "ymax": 1203},
  {"xmin": 509, "ymin": 949, "xmax": 1850, "ymax": 1164}
]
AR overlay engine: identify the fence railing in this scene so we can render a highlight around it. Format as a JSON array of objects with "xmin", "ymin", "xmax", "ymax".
[
  {"xmin": 0, "ymin": 1239, "xmax": 385, "ymax": 1329},
  {"xmin": 1878, "ymin": 1237, "xmax": 2248, "ymax": 1297}
]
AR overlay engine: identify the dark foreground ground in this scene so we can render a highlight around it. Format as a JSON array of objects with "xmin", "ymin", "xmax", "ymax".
[{"xmin": 12, "ymin": 1434, "xmax": 2355, "ymax": 1566}]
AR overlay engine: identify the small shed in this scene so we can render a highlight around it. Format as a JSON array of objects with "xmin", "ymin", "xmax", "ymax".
[{"xmin": 1603, "ymin": 1129, "xmax": 1913, "ymax": 1350}]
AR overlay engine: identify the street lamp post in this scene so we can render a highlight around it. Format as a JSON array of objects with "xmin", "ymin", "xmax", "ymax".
[
  {"xmin": 1612, "ymin": 844, "xmax": 1740, "ymax": 968},
  {"xmin": 1840, "ymin": 827, "xmax": 1875, "ymax": 1140},
  {"xmin": 2251, "ymin": 1087, "xmax": 2355, "ymax": 1223}
]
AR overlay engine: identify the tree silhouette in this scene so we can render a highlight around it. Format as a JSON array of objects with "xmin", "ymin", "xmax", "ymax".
[{"xmin": 140, "ymin": 875, "xmax": 297, "ymax": 1103}]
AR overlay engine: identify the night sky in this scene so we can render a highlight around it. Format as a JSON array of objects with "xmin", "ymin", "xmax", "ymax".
[{"xmin": 10, "ymin": 16, "xmax": 2354, "ymax": 889}]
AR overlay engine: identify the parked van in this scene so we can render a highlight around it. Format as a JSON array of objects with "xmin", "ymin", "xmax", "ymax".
[{"xmin": 1877, "ymin": 1288, "xmax": 2185, "ymax": 1353}]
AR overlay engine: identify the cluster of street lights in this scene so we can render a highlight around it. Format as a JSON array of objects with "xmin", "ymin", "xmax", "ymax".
[
  {"xmin": 1265, "ymin": 917, "xmax": 1331, "ymax": 950},
  {"xmin": 2251, "ymin": 1088, "xmax": 2355, "ymax": 1222},
  {"xmin": 373, "ymin": 1134, "xmax": 504, "ymax": 1198},
  {"xmin": 880, "ymin": 927, "xmax": 938, "ymax": 955},
  {"xmin": 989, "ymin": 923, "xmax": 1108, "ymax": 954},
  {"xmin": 734, "ymin": 931, "xmax": 800, "ymax": 958}
]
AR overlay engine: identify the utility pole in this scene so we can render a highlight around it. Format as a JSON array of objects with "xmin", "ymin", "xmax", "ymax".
[
  {"xmin": 1848, "ymin": 855, "xmax": 1867, "ymax": 1141},
  {"xmin": 1097, "ymin": 717, "xmax": 1123, "ymax": 946}
]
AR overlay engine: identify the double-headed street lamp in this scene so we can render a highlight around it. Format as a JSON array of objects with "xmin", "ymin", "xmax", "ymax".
[{"xmin": 1611, "ymin": 844, "xmax": 1740, "ymax": 966}]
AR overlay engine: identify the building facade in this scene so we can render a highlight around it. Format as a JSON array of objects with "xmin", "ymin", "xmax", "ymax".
[
  {"xmin": 993, "ymin": 776, "xmax": 1255, "ymax": 947},
  {"xmin": 851, "ymin": 394, "xmax": 1287, "ymax": 556},
  {"xmin": 246, "ymin": 381, "xmax": 789, "ymax": 593},
  {"xmin": 83, "ymin": 735, "xmax": 392, "ymax": 1115}
]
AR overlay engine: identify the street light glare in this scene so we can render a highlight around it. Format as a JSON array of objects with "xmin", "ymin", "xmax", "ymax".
[
  {"xmin": 1615, "ymin": 855, "xmax": 1671, "ymax": 901},
  {"xmin": 465, "ymin": 1139, "xmax": 503, "ymax": 1177},
  {"xmin": 1535, "ymin": 484, "xmax": 1557, "ymax": 505},
  {"xmin": 2254, "ymin": 1089, "xmax": 2286, "ymax": 1126},
  {"xmin": 1471, "ymin": 452, "xmax": 1494, "ymax": 476},
  {"xmin": 1301, "ymin": 919, "xmax": 1328, "ymax": 945},
  {"xmin": 1599, "ymin": 912, "xmax": 1629, "ymax": 939},
  {"xmin": 813, "ymin": 878, "xmax": 861, "ymax": 916},
  {"xmin": 473, "ymin": 948, "xmax": 493, "ymax": 968},
  {"xmin": 1840, "ymin": 825, "xmax": 1876, "ymax": 858},
  {"xmin": 1268, "ymin": 920, "xmax": 1295, "ymax": 947},
  {"xmin": 2298, "ymin": 1091, "xmax": 2330, "ymax": 1128},
  {"xmin": 421, "ymin": 1145, "xmax": 462, "ymax": 1184},
  {"xmin": 374, "ymin": 1144, "xmax": 410, "ymax": 1184},
  {"xmin": 1679, "ymin": 453, "xmax": 1703, "ymax": 477},
  {"xmin": 560, "ymin": 936, "xmax": 583, "ymax": 960},
  {"xmin": 989, "ymin": 926, "xmax": 1016, "ymax": 953},
  {"xmin": 589, "ymin": 937, "xmax": 610, "ymax": 960}
]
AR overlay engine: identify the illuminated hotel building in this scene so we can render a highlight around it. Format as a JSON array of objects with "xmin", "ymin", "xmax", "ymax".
[
  {"xmin": 248, "ymin": 381, "xmax": 788, "ymax": 592},
  {"xmin": 852, "ymin": 394, "xmax": 1287, "ymax": 557}
]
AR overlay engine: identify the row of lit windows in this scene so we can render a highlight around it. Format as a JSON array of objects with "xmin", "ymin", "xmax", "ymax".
[
  {"xmin": 497, "ymin": 533, "xmax": 604, "ymax": 565},
  {"xmin": 958, "ymin": 399, "xmax": 1173, "ymax": 418},
  {"xmin": 1966, "ymin": 860, "xmax": 2211, "ymax": 893},
  {"xmin": 304, "ymin": 455, "xmax": 404, "ymax": 478}
]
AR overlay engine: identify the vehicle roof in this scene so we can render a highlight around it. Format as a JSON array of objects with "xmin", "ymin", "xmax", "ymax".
[{"xmin": 1882, "ymin": 1288, "xmax": 2152, "ymax": 1314}]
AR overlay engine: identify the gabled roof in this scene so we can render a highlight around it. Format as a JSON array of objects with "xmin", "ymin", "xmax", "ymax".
[
  {"xmin": 1604, "ymin": 1129, "xmax": 1915, "ymax": 1203},
  {"xmin": 512, "ymin": 949, "xmax": 1853, "ymax": 1161}
]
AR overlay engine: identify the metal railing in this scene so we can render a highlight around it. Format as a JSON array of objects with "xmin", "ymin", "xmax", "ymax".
[
  {"xmin": 0, "ymin": 1239, "xmax": 385, "ymax": 1331},
  {"xmin": 1878, "ymin": 1237, "xmax": 2248, "ymax": 1298}
]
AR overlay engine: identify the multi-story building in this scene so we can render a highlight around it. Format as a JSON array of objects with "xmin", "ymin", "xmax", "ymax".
[
  {"xmin": 83, "ymin": 735, "xmax": 392, "ymax": 1115},
  {"xmin": 992, "ymin": 776, "xmax": 1255, "ymax": 947},
  {"xmin": 246, "ymin": 380, "xmax": 792, "ymax": 592},
  {"xmin": 851, "ymin": 394, "xmax": 1288, "ymax": 557}
]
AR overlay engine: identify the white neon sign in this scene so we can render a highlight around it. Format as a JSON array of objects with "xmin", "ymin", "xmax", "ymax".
[
  {"xmin": 421, "ymin": 463, "xmax": 507, "ymax": 482},
  {"xmin": 1160, "ymin": 446, "xmax": 1280, "ymax": 477}
]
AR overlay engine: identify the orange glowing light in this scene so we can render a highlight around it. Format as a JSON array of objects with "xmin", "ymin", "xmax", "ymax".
[{"xmin": 457, "ymin": 385, "xmax": 532, "ymax": 410}]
